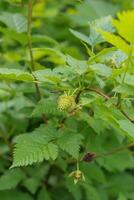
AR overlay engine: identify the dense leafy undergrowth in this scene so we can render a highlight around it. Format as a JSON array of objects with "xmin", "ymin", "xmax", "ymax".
[{"xmin": 0, "ymin": 0, "xmax": 134, "ymax": 200}]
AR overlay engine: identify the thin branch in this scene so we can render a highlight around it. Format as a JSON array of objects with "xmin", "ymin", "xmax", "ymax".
[
  {"xmin": 120, "ymin": 109, "xmax": 134, "ymax": 123},
  {"xmin": 86, "ymin": 88, "xmax": 110, "ymax": 100},
  {"xmin": 91, "ymin": 88, "xmax": 134, "ymax": 123},
  {"xmin": 27, "ymin": 0, "xmax": 41, "ymax": 100},
  {"xmin": 76, "ymin": 87, "xmax": 134, "ymax": 124},
  {"xmin": 27, "ymin": 0, "xmax": 47, "ymax": 123},
  {"xmin": 95, "ymin": 142, "xmax": 134, "ymax": 159},
  {"xmin": 75, "ymin": 89, "xmax": 83, "ymax": 103},
  {"xmin": 67, "ymin": 143, "xmax": 134, "ymax": 165},
  {"xmin": 116, "ymin": 93, "xmax": 122, "ymax": 108}
]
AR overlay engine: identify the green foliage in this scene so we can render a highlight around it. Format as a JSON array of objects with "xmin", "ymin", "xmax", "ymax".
[
  {"xmin": 12, "ymin": 125, "xmax": 58, "ymax": 167},
  {"xmin": 99, "ymin": 30, "xmax": 130, "ymax": 54},
  {"xmin": 0, "ymin": 169, "xmax": 25, "ymax": 190},
  {"xmin": 58, "ymin": 132, "xmax": 83, "ymax": 159},
  {"xmin": 0, "ymin": 12, "xmax": 27, "ymax": 33},
  {"xmin": 0, "ymin": 0, "xmax": 134, "ymax": 200},
  {"xmin": 0, "ymin": 68, "xmax": 34, "ymax": 82},
  {"xmin": 0, "ymin": 190, "xmax": 33, "ymax": 200},
  {"xmin": 99, "ymin": 10, "xmax": 134, "ymax": 54},
  {"xmin": 112, "ymin": 10, "xmax": 134, "ymax": 43},
  {"xmin": 32, "ymin": 98, "xmax": 65, "ymax": 117}
]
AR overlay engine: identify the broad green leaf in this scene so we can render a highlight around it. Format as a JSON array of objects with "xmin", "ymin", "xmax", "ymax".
[
  {"xmin": 89, "ymin": 63, "xmax": 112, "ymax": 77},
  {"xmin": 123, "ymin": 74, "xmax": 134, "ymax": 87},
  {"xmin": 66, "ymin": 55, "xmax": 87, "ymax": 75},
  {"xmin": 0, "ymin": 12, "xmax": 27, "ymax": 33},
  {"xmin": 27, "ymin": 48, "xmax": 65, "ymax": 65},
  {"xmin": 118, "ymin": 193, "xmax": 127, "ymax": 200},
  {"xmin": 89, "ymin": 16, "xmax": 114, "ymax": 46},
  {"xmin": 0, "ymin": 27, "xmax": 28, "ymax": 45},
  {"xmin": 37, "ymin": 188, "xmax": 51, "ymax": 200},
  {"xmin": 113, "ymin": 84, "xmax": 134, "ymax": 95},
  {"xmin": 58, "ymin": 132, "xmax": 83, "ymax": 159},
  {"xmin": 81, "ymin": 163, "xmax": 106, "ymax": 183},
  {"xmin": 112, "ymin": 10, "xmax": 134, "ymax": 43},
  {"xmin": 79, "ymin": 112, "xmax": 108, "ymax": 135},
  {"xmin": 0, "ymin": 169, "xmax": 25, "ymax": 190},
  {"xmin": 70, "ymin": 0, "xmax": 118, "ymax": 26},
  {"xmin": 65, "ymin": 179, "xmax": 82, "ymax": 200},
  {"xmin": 0, "ymin": 190, "xmax": 33, "ymax": 200},
  {"xmin": 34, "ymin": 69, "xmax": 62, "ymax": 84},
  {"xmin": 101, "ymin": 150, "xmax": 134, "ymax": 172},
  {"xmin": 0, "ymin": 68, "xmax": 34, "ymax": 82},
  {"xmin": 22, "ymin": 178, "xmax": 40, "ymax": 194},
  {"xmin": 70, "ymin": 29, "xmax": 91, "ymax": 45},
  {"xmin": 71, "ymin": 16, "xmax": 114, "ymax": 47},
  {"xmin": 108, "ymin": 172, "xmax": 134, "ymax": 196},
  {"xmin": 0, "ymin": 27, "xmax": 57, "ymax": 45},
  {"xmin": 82, "ymin": 184, "xmax": 101, "ymax": 200},
  {"xmin": 92, "ymin": 104, "xmax": 131, "ymax": 139},
  {"xmin": 118, "ymin": 120, "xmax": 134, "ymax": 139},
  {"xmin": 99, "ymin": 30, "xmax": 130, "ymax": 54},
  {"xmin": 88, "ymin": 47, "xmax": 127, "ymax": 64}
]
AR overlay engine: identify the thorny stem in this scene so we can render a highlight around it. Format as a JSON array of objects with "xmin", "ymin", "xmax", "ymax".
[{"xmin": 27, "ymin": 0, "xmax": 47, "ymax": 123}]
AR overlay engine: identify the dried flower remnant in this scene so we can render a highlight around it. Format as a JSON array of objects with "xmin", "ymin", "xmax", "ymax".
[
  {"xmin": 83, "ymin": 152, "xmax": 96, "ymax": 163},
  {"xmin": 69, "ymin": 170, "xmax": 85, "ymax": 184}
]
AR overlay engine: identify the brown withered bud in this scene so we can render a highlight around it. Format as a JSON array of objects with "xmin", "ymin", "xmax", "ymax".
[{"xmin": 82, "ymin": 152, "xmax": 96, "ymax": 163}]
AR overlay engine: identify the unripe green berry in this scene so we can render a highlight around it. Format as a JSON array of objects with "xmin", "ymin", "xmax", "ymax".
[{"xmin": 58, "ymin": 95, "xmax": 76, "ymax": 112}]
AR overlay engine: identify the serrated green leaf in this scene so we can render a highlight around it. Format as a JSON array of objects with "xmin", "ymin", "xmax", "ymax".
[
  {"xmin": 112, "ymin": 10, "xmax": 134, "ymax": 43},
  {"xmin": 58, "ymin": 132, "xmax": 83, "ymax": 159},
  {"xmin": 11, "ymin": 125, "xmax": 58, "ymax": 167},
  {"xmin": 47, "ymin": 143, "xmax": 58, "ymax": 160},
  {"xmin": 32, "ymin": 99, "xmax": 65, "ymax": 117}
]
